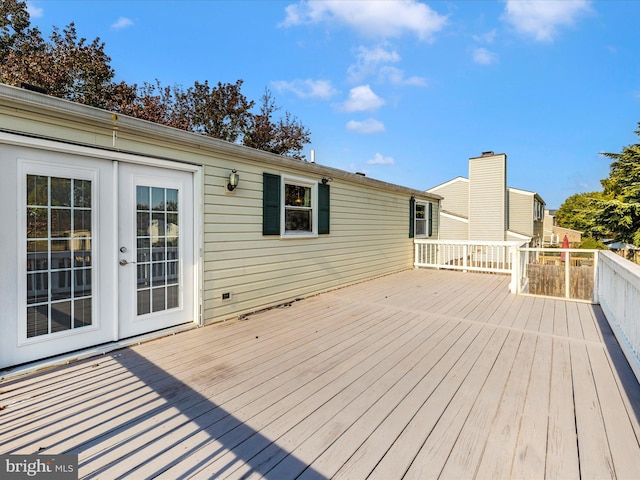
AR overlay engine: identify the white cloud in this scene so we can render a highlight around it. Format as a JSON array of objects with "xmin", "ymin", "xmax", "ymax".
[
  {"xmin": 272, "ymin": 79, "xmax": 338, "ymax": 99},
  {"xmin": 367, "ymin": 153, "xmax": 395, "ymax": 165},
  {"xmin": 342, "ymin": 85, "xmax": 385, "ymax": 112},
  {"xmin": 379, "ymin": 66, "xmax": 428, "ymax": 86},
  {"xmin": 473, "ymin": 29, "xmax": 497, "ymax": 44},
  {"xmin": 281, "ymin": 0, "xmax": 448, "ymax": 41},
  {"xmin": 473, "ymin": 48, "xmax": 498, "ymax": 65},
  {"xmin": 502, "ymin": 0, "xmax": 592, "ymax": 42},
  {"xmin": 111, "ymin": 17, "xmax": 134, "ymax": 30},
  {"xmin": 346, "ymin": 118, "xmax": 385, "ymax": 134},
  {"xmin": 348, "ymin": 45, "xmax": 401, "ymax": 82},
  {"xmin": 26, "ymin": 1, "xmax": 43, "ymax": 18}
]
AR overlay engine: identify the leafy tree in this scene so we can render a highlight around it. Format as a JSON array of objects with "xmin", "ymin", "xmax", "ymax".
[
  {"xmin": 1, "ymin": 2, "xmax": 114, "ymax": 107},
  {"xmin": 187, "ymin": 80, "xmax": 254, "ymax": 143},
  {"xmin": 0, "ymin": 0, "xmax": 31, "ymax": 62},
  {"xmin": 578, "ymin": 237, "xmax": 607, "ymax": 250},
  {"xmin": 0, "ymin": 3, "xmax": 312, "ymax": 157},
  {"xmin": 243, "ymin": 88, "xmax": 311, "ymax": 160},
  {"xmin": 598, "ymin": 125, "xmax": 640, "ymax": 244},
  {"xmin": 555, "ymin": 191, "xmax": 607, "ymax": 238},
  {"xmin": 106, "ymin": 80, "xmax": 191, "ymax": 130}
]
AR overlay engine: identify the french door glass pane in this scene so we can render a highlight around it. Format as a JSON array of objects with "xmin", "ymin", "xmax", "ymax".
[
  {"xmin": 136, "ymin": 185, "xmax": 179, "ymax": 315},
  {"xmin": 26, "ymin": 175, "xmax": 93, "ymax": 338}
]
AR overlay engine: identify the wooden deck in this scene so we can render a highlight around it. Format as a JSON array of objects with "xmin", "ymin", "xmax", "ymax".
[{"xmin": 2, "ymin": 269, "xmax": 640, "ymax": 479}]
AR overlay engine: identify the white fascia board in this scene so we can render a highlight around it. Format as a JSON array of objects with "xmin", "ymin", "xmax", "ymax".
[
  {"xmin": 441, "ymin": 211, "xmax": 469, "ymax": 223},
  {"xmin": 427, "ymin": 176, "xmax": 469, "ymax": 193}
]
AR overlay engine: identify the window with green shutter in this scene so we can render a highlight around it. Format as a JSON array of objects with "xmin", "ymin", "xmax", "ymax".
[
  {"xmin": 411, "ymin": 199, "xmax": 433, "ymax": 238},
  {"xmin": 263, "ymin": 172, "xmax": 330, "ymax": 237}
]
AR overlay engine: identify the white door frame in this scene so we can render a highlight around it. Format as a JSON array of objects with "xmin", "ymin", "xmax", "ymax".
[{"xmin": 0, "ymin": 131, "xmax": 203, "ymax": 368}]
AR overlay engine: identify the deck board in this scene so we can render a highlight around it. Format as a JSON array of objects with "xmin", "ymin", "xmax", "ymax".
[{"xmin": 1, "ymin": 269, "xmax": 639, "ymax": 479}]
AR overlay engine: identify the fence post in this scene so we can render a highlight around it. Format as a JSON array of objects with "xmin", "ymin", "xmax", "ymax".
[
  {"xmin": 462, "ymin": 244, "xmax": 467, "ymax": 273},
  {"xmin": 510, "ymin": 245, "xmax": 518, "ymax": 294},
  {"xmin": 565, "ymin": 251, "xmax": 571, "ymax": 299}
]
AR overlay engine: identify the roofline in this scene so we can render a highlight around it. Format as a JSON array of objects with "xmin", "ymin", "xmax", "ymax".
[
  {"xmin": 0, "ymin": 83, "xmax": 441, "ymax": 201},
  {"xmin": 427, "ymin": 176, "xmax": 469, "ymax": 192},
  {"xmin": 508, "ymin": 186, "xmax": 545, "ymax": 205}
]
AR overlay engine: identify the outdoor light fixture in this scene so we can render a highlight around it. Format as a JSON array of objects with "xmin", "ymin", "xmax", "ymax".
[
  {"xmin": 321, "ymin": 176, "xmax": 332, "ymax": 185},
  {"xmin": 227, "ymin": 169, "xmax": 239, "ymax": 191}
]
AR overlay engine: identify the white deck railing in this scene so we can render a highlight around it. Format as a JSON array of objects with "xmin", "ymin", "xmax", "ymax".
[
  {"xmin": 597, "ymin": 251, "xmax": 640, "ymax": 382},
  {"xmin": 515, "ymin": 248, "xmax": 599, "ymax": 302},
  {"xmin": 414, "ymin": 240, "xmax": 640, "ymax": 384},
  {"xmin": 414, "ymin": 239, "xmax": 524, "ymax": 292}
]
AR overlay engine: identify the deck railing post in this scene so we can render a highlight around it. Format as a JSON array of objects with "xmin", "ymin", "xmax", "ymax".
[
  {"xmin": 565, "ymin": 251, "xmax": 571, "ymax": 299},
  {"xmin": 463, "ymin": 244, "xmax": 468, "ymax": 273}
]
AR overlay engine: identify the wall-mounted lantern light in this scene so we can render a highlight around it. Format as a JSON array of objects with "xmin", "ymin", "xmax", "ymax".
[
  {"xmin": 227, "ymin": 169, "xmax": 239, "ymax": 191},
  {"xmin": 321, "ymin": 176, "xmax": 332, "ymax": 185}
]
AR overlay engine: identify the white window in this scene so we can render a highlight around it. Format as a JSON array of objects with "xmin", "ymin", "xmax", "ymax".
[
  {"xmin": 23, "ymin": 168, "xmax": 96, "ymax": 340},
  {"xmin": 282, "ymin": 176, "xmax": 318, "ymax": 237},
  {"xmin": 415, "ymin": 202, "xmax": 431, "ymax": 238}
]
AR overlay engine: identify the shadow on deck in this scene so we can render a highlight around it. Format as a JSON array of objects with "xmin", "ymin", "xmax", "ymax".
[{"xmin": 1, "ymin": 269, "xmax": 640, "ymax": 479}]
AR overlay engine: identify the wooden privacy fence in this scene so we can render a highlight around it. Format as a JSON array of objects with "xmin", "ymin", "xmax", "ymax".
[{"xmin": 516, "ymin": 249, "xmax": 598, "ymax": 302}]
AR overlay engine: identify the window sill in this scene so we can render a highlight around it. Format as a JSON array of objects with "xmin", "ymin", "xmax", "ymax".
[{"xmin": 281, "ymin": 232, "xmax": 319, "ymax": 239}]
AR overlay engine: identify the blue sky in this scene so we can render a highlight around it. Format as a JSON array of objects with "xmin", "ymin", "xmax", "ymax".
[{"xmin": 26, "ymin": 0, "xmax": 640, "ymax": 208}]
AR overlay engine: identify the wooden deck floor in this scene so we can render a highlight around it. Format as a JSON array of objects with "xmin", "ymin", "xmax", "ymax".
[{"xmin": 2, "ymin": 269, "xmax": 640, "ymax": 479}]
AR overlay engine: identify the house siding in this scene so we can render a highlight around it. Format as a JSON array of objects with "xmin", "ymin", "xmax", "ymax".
[
  {"xmin": 508, "ymin": 189, "xmax": 534, "ymax": 237},
  {"xmin": 438, "ymin": 214, "xmax": 468, "ymax": 241},
  {"xmin": 203, "ymin": 164, "xmax": 431, "ymax": 322},
  {"xmin": 427, "ymin": 177, "xmax": 468, "ymax": 218},
  {"xmin": 468, "ymin": 153, "xmax": 507, "ymax": 241},
  {"xmin": 0, "ymin": 84, "xmax": 440, "ymax": 340}
]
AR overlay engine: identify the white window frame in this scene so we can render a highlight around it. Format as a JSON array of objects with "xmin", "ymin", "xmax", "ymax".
[
  {"xmin": 18, "ymin": 160, "xmax": 101, "ymax": 346},
  {"xmin": 414, "ymin": 202, "xmax": 430, "ymax": 238},
  {"xmin": 281, "ymin": 175, "xmax": 318, "ymax": 238}
]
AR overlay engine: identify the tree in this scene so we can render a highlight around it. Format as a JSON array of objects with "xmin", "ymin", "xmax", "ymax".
[
  {"xmin": 1, "ymin": 0, "xmax": 115, "ymax": 106},
  {"xmin": 187, "ymin": 80, "xmax": 254, "ymax": 143},
  {"xmin": 0, "ymin": 3, "xmax": 312, "ymax": 157},
  {"xmin": 243, "ymin": 88, "xmax": 311, "ymax": 160},
  {"xmin": 598, "ymin": 124, "xmax": 640, "ymax": 244},
  {"xmin": 0, "ymin": 0, "xmax": 31, "ymax": 62},
  {"xmin": 555, "ymin": 191, "xmax": 607, "ymax": 238}
]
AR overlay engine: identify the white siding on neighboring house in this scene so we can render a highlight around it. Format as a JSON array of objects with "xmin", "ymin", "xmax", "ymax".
[
  {"xmin": 438, "ymin": 212, "xmax": 468, "ymax": 240},
  {"xmin": 508, "ymin": 188, "xmax": 534, "ymax": 237},
  {"xmin": 427, "ymin": 177, "xmax": 469, "ymax": 218},
  {"xmin": 468, "ymin": 153, "xmax": 507, "ymax": 241}
]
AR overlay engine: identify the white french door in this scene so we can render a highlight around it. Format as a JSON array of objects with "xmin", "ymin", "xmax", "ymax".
[
  {"xmin": 1, "ymin": 144, "xmax": 199, "ymax": 369},
  {"xmin": 117, "ymin": 163, "xmax": 195, "ymax": 338}
]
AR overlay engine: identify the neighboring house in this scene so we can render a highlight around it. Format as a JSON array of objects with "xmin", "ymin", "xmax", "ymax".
[
  {"xmin": 0, "ymin": 83, "xmax": 440, "ymax": 369},
  {"xmin": 543, "ymin": 209, "xmax": 582, "ymax": 246},
  {"xmin": 427, "ymin": 151, "xmax": 546, "ymax": 246}
]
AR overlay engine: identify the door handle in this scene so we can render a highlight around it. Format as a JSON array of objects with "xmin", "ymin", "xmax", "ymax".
[{"xmin": 119, "ymin": 259, "xmax": 136, "ymax": 266}]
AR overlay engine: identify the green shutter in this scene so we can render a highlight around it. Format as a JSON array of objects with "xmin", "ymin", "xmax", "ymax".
[
  {"xmin": 428, "ymin": 202, "xmax": 433, "ymax": 237},
  {"xmin": 318, "ymin": 183, "xmax": 330, "ymax": 234},
  {"xmin": 263, "ymin": 173, "xmax": 281, "ymax": 235},
  {"xmin": 409, "ymin": 197, "xmax": 415, "ymax": 238}
]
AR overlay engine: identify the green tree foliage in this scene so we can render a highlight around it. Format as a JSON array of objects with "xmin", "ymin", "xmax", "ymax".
[
  {"xmin": 598, "ymin": 124, "xmax": 640, "ymax": 244},
  {"xmin": 555, "ymin": 191, "xmax": 607, "ymax": 238},
  {"xmin": 557, "ymin": 123, "xmax": 640, "ymax": 245},
  {"xmin": 0, "ymin": 2, "xmax": 311, "ymax": 157}
]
